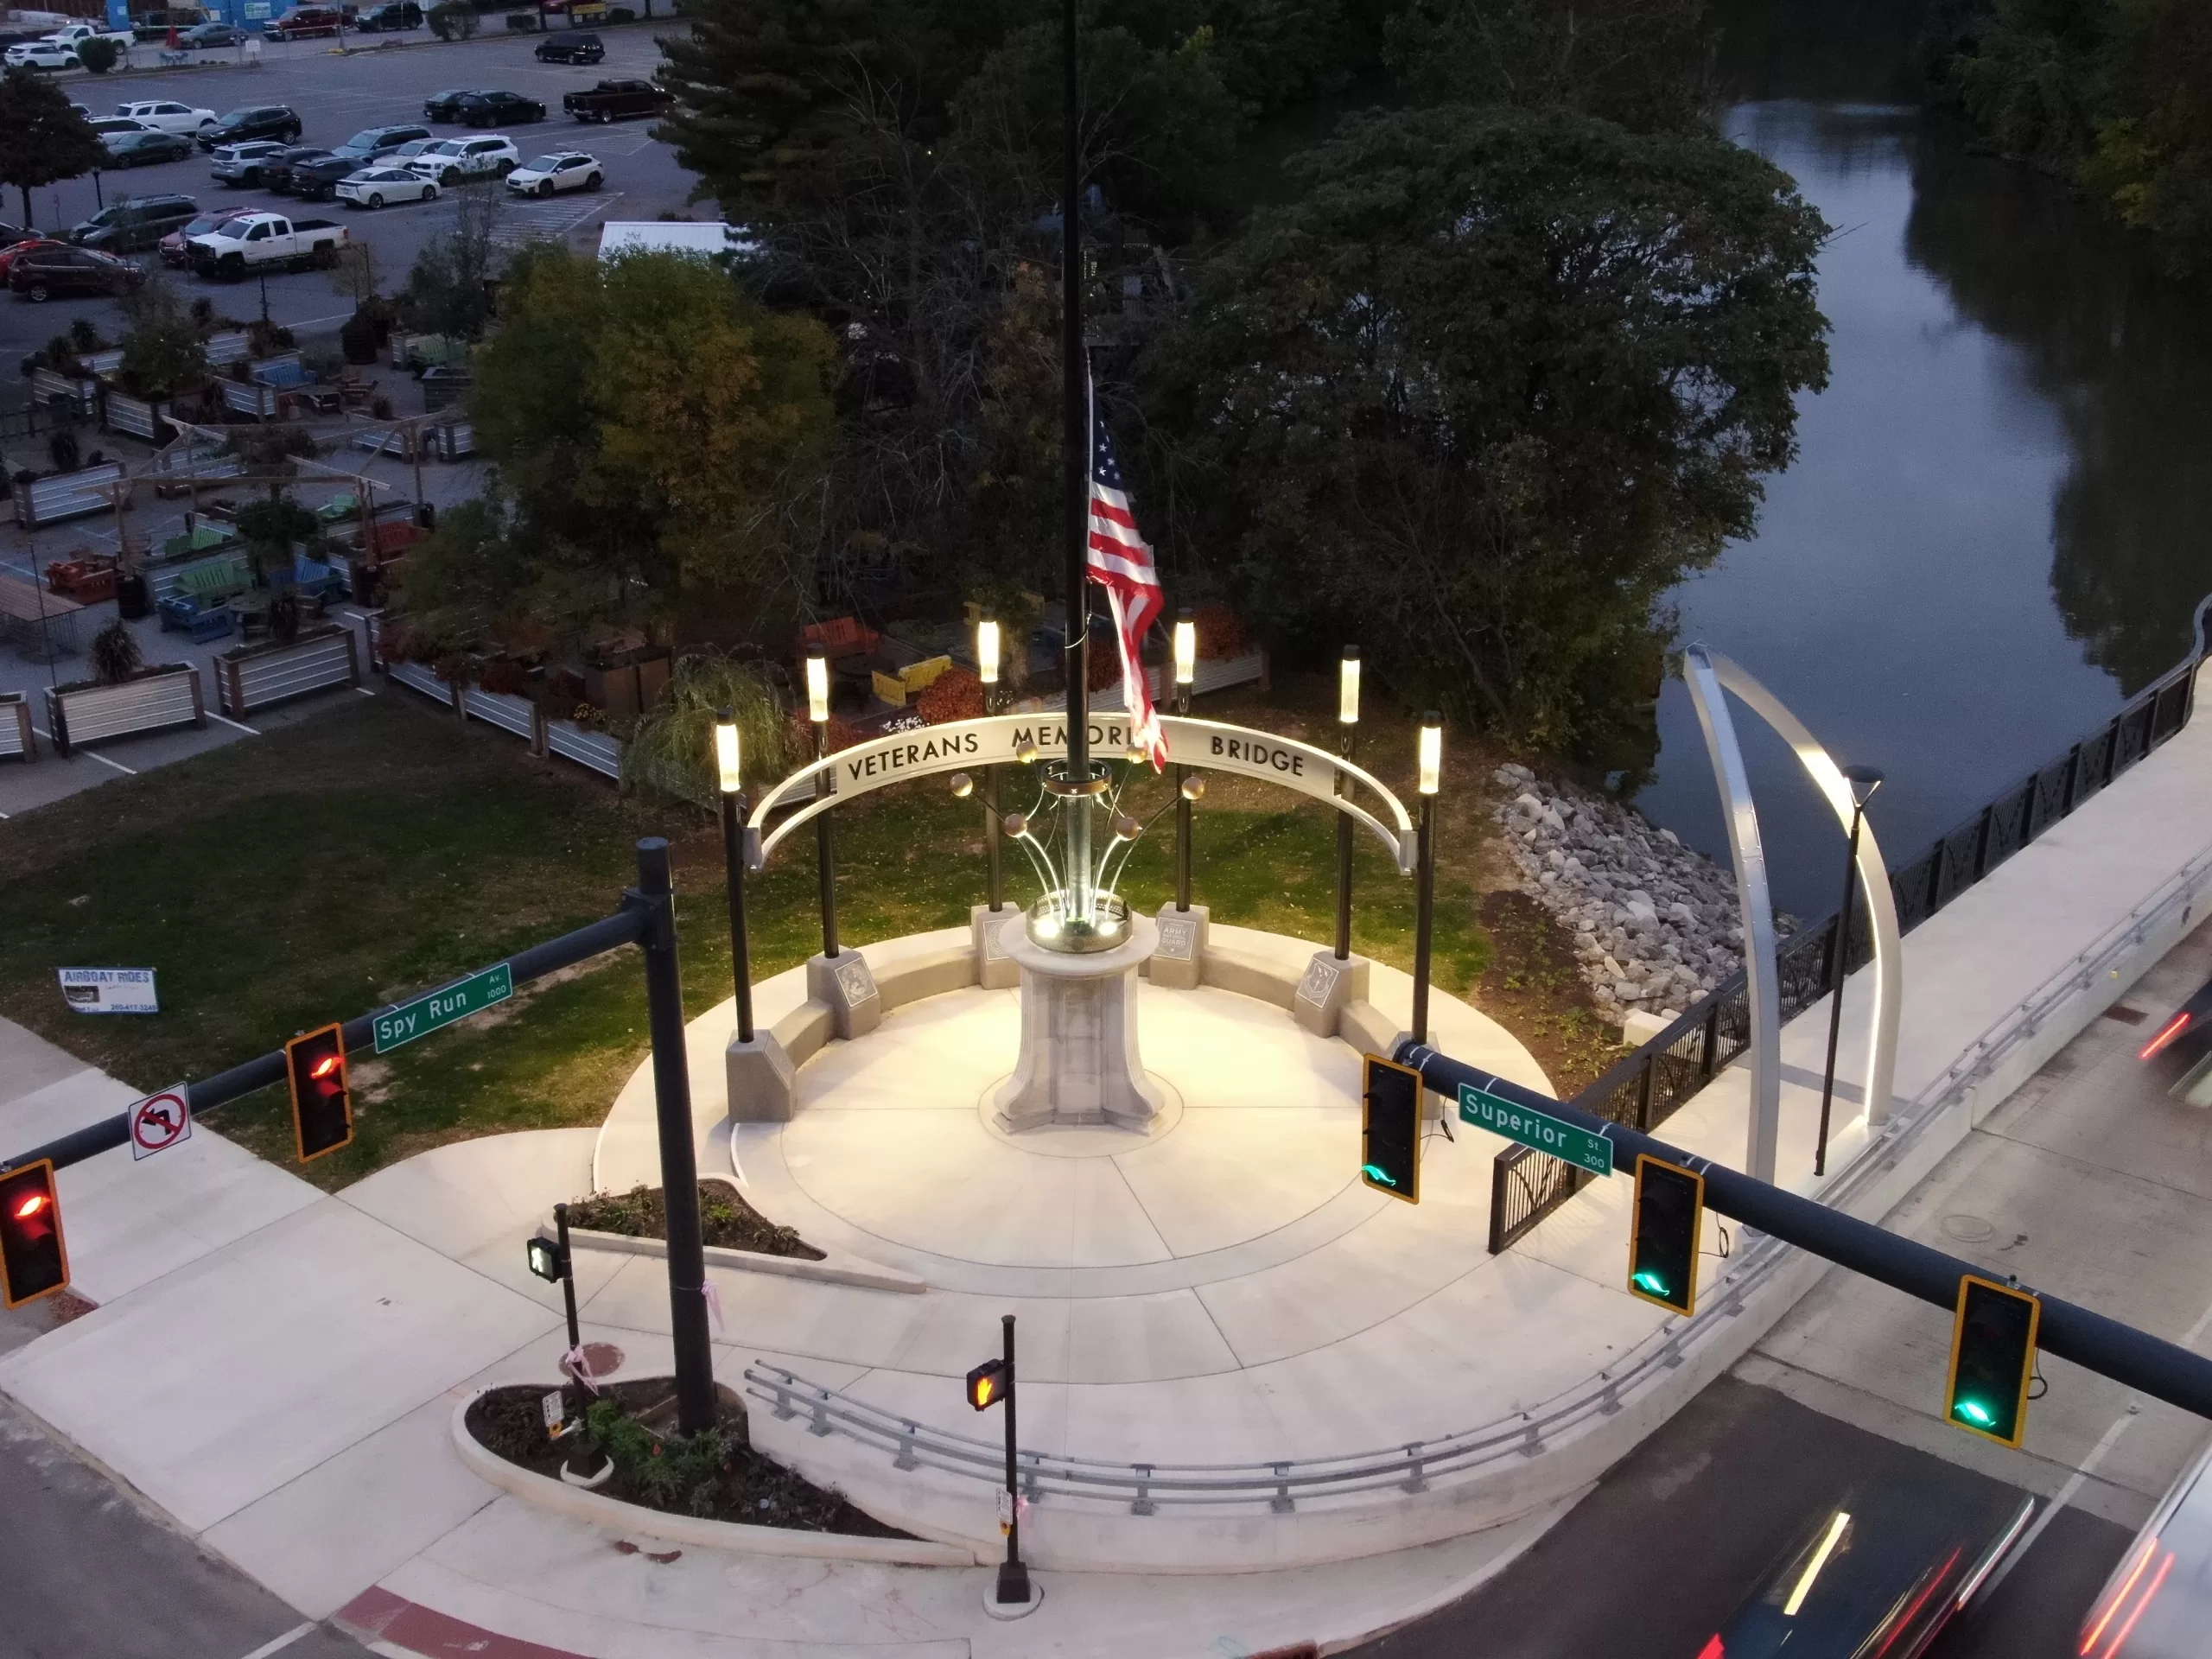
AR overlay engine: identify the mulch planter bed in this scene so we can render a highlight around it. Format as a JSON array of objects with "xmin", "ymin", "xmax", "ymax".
[
  {"xmin": 465, "ymin": 1379, "xmax": 909, "ymax": 1537},
  {"xmin": 568, "ymin": 1182, "xmax": 825, "ymax": 1260}
]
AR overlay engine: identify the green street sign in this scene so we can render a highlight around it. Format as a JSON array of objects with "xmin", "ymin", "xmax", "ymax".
[
  {"xmin": 372, "ymin": 963, "xmax": 513, "ymax": 1054},
  {"xmin": 1458, "ymin": 1084, "xmax": 1614, "ymax": 1177}
]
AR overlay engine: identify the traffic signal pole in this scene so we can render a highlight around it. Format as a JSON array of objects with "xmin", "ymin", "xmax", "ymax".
[{"xmin": 1400, "ymin": 1040, "xmax": 2212, "ymax": 1422}]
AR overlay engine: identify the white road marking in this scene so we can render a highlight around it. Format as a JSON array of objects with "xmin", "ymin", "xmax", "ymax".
[
  {"xmin": 79, "ymin": 749, "xmax": 137, "ymax": 775},
  {"xmin": 207, "ymin": 711, "xmax": 259, "ymax": 735},
  {"xmin": 233, "ymin": 1622, "xmax": 315, "ymax": 1659}
]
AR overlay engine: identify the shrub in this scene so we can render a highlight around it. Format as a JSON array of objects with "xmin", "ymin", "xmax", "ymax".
[
  {"xmin": 621, "ymin": 650, "xmax": 793, "ymax": 804},
  {"xmin": 915, "ymin": 665, "xmax": 983, "ymax": 724},
  {"xmin": 477, "ymin": 658, "xmax": 529, "ymax": 696},
  {"xmin": 427, "ymin": 1, "xmax": 477, "ymax": 40},
  {"xmin": 77, "ymin": 36, "xmax": 118, "ymax": 72},
  {"xmin": 1192, "ymin": 601, "xmax": 1246, "ymax": 660},
  {"xmin": 90, "ymin": 619, "xmax": 142, "ymax": 686}
]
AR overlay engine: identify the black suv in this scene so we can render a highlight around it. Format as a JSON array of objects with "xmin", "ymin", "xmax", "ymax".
[
  {"xmin": 261, "ymin": 147, "xmax": 336, "ymax": 194},
  {"xmin": 330, "ymin": 124, "xmax": 430, "ymax": 162},
  {"xmin": 288, "ymin": 152, "xmax": 376, "ymax": 200},
  {"xmin": 422, "ymin": 88, "xmax": 490, "ymax": 123},
  {"xmin": 535, "ymin": 29, "xmax": 602, "ymax": 64},
  {"xmin": 455, "ymin": 91, "xmax": 545, "ymax": 127},
  {"xmin": 68, "ymin": 194, "xmax": 200, "ymax": 253},
  {"xmin": 200, "ymin": 105, "xmax": 303, "ymax": 151},
  {"xmin": 354, "ymin": 1, "xmax": 420, "ymax": 28},
  {"xmin": 10, "ymin": 246, "xmax": 143, "ymax": 302}
]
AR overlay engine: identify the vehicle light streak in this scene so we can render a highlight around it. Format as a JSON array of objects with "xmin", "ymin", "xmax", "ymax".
[
  {"xmin": 2081, "ymin": 1536, "xmax": 2159, "ymax": 1655},
  {"xmin": 2101, "ymin": 1551, "xmax": 2173, "ymax": 1658},
  {"xmin": 1783, "ymin": 1510, "xmax": 1851, "ymax": 1618},
  {"xmin": 2140, "ymin": 1013, "xmax": 2191, "ymax": 1059}
]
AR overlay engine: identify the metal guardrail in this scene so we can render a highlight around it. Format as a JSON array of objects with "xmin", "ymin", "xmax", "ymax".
[{"xmin": 1490, "ymin": 643, "xmax": 2203, "ymax": 1252}]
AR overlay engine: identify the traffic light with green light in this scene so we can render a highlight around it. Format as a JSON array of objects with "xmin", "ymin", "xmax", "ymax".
[
  {"xmin": 1628, "ymin": 1154, "xmax": 1704, "ymax": 1315},
  {"xmin": 1946, "ymin": 1274, "xmax": 2039, "ymax": 1446},
  {"xmin": 1361, "ymin": 1055, "xmax": 1422, "ymax": 1204},
  {"xmin": 0, "ymin": 1160, "xmax": 69, "ymax": 1309},
  {"xmin": 286, "ymin": 1023, "xmax": 354, "ymax": 1164}
]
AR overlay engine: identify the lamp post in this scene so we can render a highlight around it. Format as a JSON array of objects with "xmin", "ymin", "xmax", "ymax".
[
  {"xmin": 715, "ymin": 708, "xmax": 753, "ymax": 1044},
  {"xmin": 1410, "ymin": 715, "xmax": 1441, "ymax": 1046},
  {"xmin": 1815, "ymin": 764, "xmax": 1885, "ymax": 1177},
  {"xmin": 1334, "ymin": 646, "xmax": 1360, "ymax": 961},
  {"xmin": 1173, "ymin": 608, "xmax": 1196, "ymax": 912},
  {"xmin": 807, "ymin": 646, "xmax": 839, "ymax": 959},
  {"xmin": 980, "ymin": 615, "xmax": 1004, "ymax": 913},
  {"xmin": 1056, "ymin": 0, "xmax": 1093, "ymax": 937}
]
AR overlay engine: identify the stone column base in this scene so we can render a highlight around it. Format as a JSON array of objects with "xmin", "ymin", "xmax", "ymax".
[
  {"xmin": 806, "ymin": 950, "xmax": 882, "ymax": 1040},
  {"xmin": 725, "ymin": 1029, "xmax": 797, "ymax": 1123},
  {"xmin": 971, "ymin": 903, "xmax": 1020, "ymax": 990},
  {"xmin": 995, "ymin": 912, "xmax": 1165, "ymax": 1132},
  {"xmin": 1149, "ymin": 903, "xmax": 1209, "ymax": 990},
  {"xmin": 1293, "ymin": 950, "xmax": 1370, "ymax": 1039}
]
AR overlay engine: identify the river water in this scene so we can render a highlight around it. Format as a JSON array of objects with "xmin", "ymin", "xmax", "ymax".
[{"xmin": 1632, "ymin": 33, "xmax": 2212, "ymax": 914}]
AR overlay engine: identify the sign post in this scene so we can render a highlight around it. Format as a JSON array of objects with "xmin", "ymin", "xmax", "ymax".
[
  {"xmin": 372, "ymin": 962, "xmax": 513, "ymax": 1053},
  {"xmin": 1457, "ymin": 1083, "xmax": 1615, "ymax": 1178}
]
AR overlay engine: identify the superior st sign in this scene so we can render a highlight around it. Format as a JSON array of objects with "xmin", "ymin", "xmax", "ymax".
[
  {"xmin": 1458, "ymin": 1084, "xmax": 1615, "ymax": 1177},
  {"xmin": 373, "ymin": 963, "xmax": 514, "ymax": 1054}
]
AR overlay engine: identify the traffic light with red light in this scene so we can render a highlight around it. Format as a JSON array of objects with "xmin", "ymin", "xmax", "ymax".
[
  {"xmin": 1361, "ymin": 1054, "xmax": 1422, "ymax": 1204},
  {"xmin": 1946, "ymin": 1274, "xmax": 2040, "ymax": 1446},
  {"xmin": 0, "ymin": 1160, "xmax": 69, "ymax": 1308},
  {"xmin": 966, "ymin": 1357, "xmax": 1008, "ymax": 1411},
  {"xmin": 286, "ymin": 1023, "xmax": 353, "ymax": 1163},
  {"xmin": 1628, "ymin": 1154, "xmax": 1705, "ymax": 1316}
]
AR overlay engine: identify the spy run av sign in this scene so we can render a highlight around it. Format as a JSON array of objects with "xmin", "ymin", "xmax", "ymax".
[
  {"xmin": 749, "ymin": 712, "xmax": 1420, "ymax": 873},
  {"xmin": 373, "ymin": 963, "xmax": 515, "ymax": 1054}
]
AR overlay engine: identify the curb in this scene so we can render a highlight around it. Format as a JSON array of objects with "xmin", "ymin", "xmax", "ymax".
[
  {"xmin": 538, "ymin": 1182, "xmax": 926, "ymax": 1294},
  {"xmin": 448, "ymin": 1390, "xmax": 984, "ymax": 1568}
]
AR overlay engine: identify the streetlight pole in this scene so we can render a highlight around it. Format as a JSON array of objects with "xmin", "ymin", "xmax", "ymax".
[
  {"xmin": 715, "ymin": 709, "xmax": 753, "ymax": 1044},
  {"xmin": 1058, "ymin": 0, "xmax": 1091, "ymax": 928},
  {"xmin": 980, "ymin": 615, "xmax": 1004, "ymax": 913},
  {"xmin": 1334, "ymin": 646, "xmax": 1359, "ymax": 961},
  {"xmin": 806, "ymin": 646, "xmax": 839, "ymax": 959},
  {"xmin": 995, "ymin": 1313, "xmax": 1030, "ymax": 1606},
  {"xmin": 1411, "ymin": 715, "xmax": 1441, "ymax": 1046},
  {"xmin": 1173, "ymin": 608, "xmax": 1195, "ymax": 912},
  {"xmin": 1815, "ymin": 765, "xmax": 1885, "ymax": 1178}
]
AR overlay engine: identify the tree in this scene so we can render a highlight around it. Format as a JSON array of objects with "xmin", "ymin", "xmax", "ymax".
[
  {"xmin": 118, "ymin": 276, "xmax": 209, "ymax": 401},
  {"xmin": 77, "ymin": 37, "xmax": 120, "ymax": 73},
  {"xmin": 0, "ymin": 67, "xmax": 107, "ymax": 229},
  {"xmin": 1384, "ymin": 0, "xmax": 1717, "ymax": 134},
  {"xmin": 2081, "ymin": 0, "xmax": 2212, "ymax": 276},
  {"xmin": 1147, "ymin": 105, "xmax": 1830, "ymax": 753},
  {"xmin": 400, "ymin": 186, "xmax": 503, "ymax": 340},
  {"xmin": 465, "ymin": 246, "xmax": 837, "ymax": 636}
]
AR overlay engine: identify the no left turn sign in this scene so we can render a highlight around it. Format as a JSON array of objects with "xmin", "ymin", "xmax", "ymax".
[{"xmin": 129, "ymin": 1086, "xmax": 193, "ymax": 1160}]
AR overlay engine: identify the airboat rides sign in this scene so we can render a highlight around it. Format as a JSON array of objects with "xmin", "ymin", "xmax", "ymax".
[{"xmin": 750, "ymin": 713, "xmax": 1418, "ymax": 873}]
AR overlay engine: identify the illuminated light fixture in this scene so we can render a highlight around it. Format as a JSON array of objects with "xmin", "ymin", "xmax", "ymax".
[
  {"xmin": 1632, "ymin": 1269, "xmax": 1669, "ymax": 1297},
  {"xmin": 1339, "ymin": 646, "xmax": 1361, "ymax": 726},
  {"xmin": 715, "ymin": 707, "xmax": 742, "ymax": 796},
  {"xmin": 1783, "ymin": 1510, "xmax": 1851, "ymax": 1618},
  {"xmin": 526, "ymin": 1236, "xmax": 564, "ymax": 1283},
  {"xmin": 1173, "ymin": 608, "xmax": 1196, "ymax": 687},
  {"xmin": 1360, "ymin": 1162, "xmax": 1395, "ymax": 1188},
  {"xmin": 310, "ymin": 1055, "xmax": 340, "ymax": 1080},
  {"xmin": 978, "ymin": 616, "xmax": 1001, "ymax": 686},
  {"xmin": 1014, "ymin": 740, "xmax": 1040, "ymax": 766},
  {"xmin": 805, "ymin": 648, "xmax": 830, "ymax": 724},
  {"xmin": 1955, "ymin": 1399, "xmax": 1996, "ymax": 1427},
  {"xmin": 2141, "ymin": 1012, "xmax": 2191, "ymax": 1060},
  {"xmin": 949, "ymin": 772, "xmax": 976, "ymax": 799},
  {"xmin": 1179, "ymin": 775, "xmax": 1205, "ymax": 803},
  {"xmin": 1418, "ymin": 715, "xmax": 1442, "ymax": 797},
  {"xmin": 13, "ymin": 1193, "xmax": 46, "ymax": 1221}
]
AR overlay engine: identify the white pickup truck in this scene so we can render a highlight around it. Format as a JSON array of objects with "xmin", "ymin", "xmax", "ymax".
[
  {"xmin": 187, "ymin": 212, "xmax": 352, "ymax": 279},
  {"xmin": 5, "ymin": 23, "xmax": 131, "ymax": 67}
]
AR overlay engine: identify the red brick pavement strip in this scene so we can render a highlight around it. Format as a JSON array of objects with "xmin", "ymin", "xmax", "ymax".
[{"xmin": 336, "ymin": 1585, "xmax": 592, "ymax": 1659}]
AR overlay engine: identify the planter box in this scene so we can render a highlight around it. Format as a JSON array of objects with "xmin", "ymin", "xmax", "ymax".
[
  {"xmin": 14, "ymin": 463, "xmax": 127, "ymax": 531},
  {"xmin": 100, "ymin": 390, "xmax": 171, "ymax": 442},
  {"xmin": 537, "ymin": 1183, "xmax": 923, "ymax": 1294},
  {"xmin": 45, "ymin": 665, "xmax": 203, "ymax": 755},
  {"xmin": 0, "ymin": 693, "xmax": 33, "ymax": 762},
  {"xmin": 217, "ymin": 628, "xmax": 359, "ymax": 716},
  {"xmin": 546, "ymin": 716, "xmax": 621, "ymax": 779},
  {"xmin": 462, "ymin": 684, "xmax": 535, "ymax": 739},
  {"xmin": 29, "ymin": 367, "xmax": 96, "ymax": 418}
]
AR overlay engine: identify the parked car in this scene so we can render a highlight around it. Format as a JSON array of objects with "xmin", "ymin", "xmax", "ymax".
[
  {"xmin": 2140, "ymin": 972, "xmax": 2212, "ymax": 1105},
  {"xmin": 455, "ymin": 91, "xmax": 545, "ymax": 128},
  {"xmin": 209, "ymin": 140, "xmax": 292, "ymax": 185},
  {"xmin": 406, "ymin": 135, "xmax": 520, "ymax": 186},
  {"xmin": 422, "ymin": 88, "xmax": 491, "ymax": 123},
  {"xmin": 186, "ymin": 212, "xmax": 350, "ymax": 278},
  {"xmin": 105, "ymin": 130, "xmax": 196, "ymax": 168},
  {"xmin": 114, "ymin": 99, "xmax": 219, "ymax": 136},
  {"xmin": 2077, "ymin": 1435, "xmax": 2212, "ymax": 1659},
  {"xmin": 328, "ymin": 124, "xmax": 431, "ymax": 163},
  {"xmin": 334, "ymin": 166, "xmax": 438, "ymax": 209},
  {"xmin": 270, "ymin": 6, "xmax": 346, "ymax": 40},
  {"xmin": 41, "ymin": 22, "xmax": 137, "ymax": 49},
  {"xmin": 534, "ymin": 29, "xmax": 602, "ymax": 64},
  {"xmin": 505, "ymin": 152, "xmax": 601, "ymax": 196},
  {"xmin": 385, "ymin": 137, "xmax": 435, "ymax": 164},
  {"xmin": 0, "ymin": 237, "xmax": 67, "ymax": 281},
  {"xmin": 289, "ymin": 152, "xmax": 387, "ymax": 200},
  {"xmin": 262, "ymin": 147, "xmax": 337, "ymax": 194},
  {"xmin": 4, "ymin": 39, "xmax": 80, "ymax": 69},
  {"xmin": 562, "ymin": 78, "xmax": 670, "ymax": 123},
  {"xmin": 10, "ymin": 245, "xmax": 144, "ymax": 302},
  {"xmin": 131, "ymin": 10, "xmax": 211, "ymax": 42},
  {"xmin": 92, "ymin": 117, "xmax": 162, "ymax": 147},
  {"xmin": 1699, "ymin": 1484, "xmax": 2036, "ymax": 1659},
  {"xmin": 161, "ymin": 207, "xmax": 254, "ymax": 266},
  {"xmin": 201, "ymin": 105, "xmax": 303, "ymax": 149},
  {"xmin": 70, "ymin": 194, "xmax": 199, "ymax": 252},
  {"xmin": 177, "ymin": 21, "xmax": 241, "ymax": 48},
  {"xmin": 0, "ymin": 223, "xmax": 30, "ymax": 249},
  {"xmin": 353, "ymin": 1, "xmax": 421, "ymax": 28}
]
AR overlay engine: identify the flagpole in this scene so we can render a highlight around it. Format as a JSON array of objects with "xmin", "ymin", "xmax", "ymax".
[{"xmin": 1059, "ymin": 0, "xmax": 1091, "ymax": 927}]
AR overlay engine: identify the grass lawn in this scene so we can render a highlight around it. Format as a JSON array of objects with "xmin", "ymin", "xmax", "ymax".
[{"xmin": 0, "ymin": 680, "xmax": 1611, "ymax": 1191}]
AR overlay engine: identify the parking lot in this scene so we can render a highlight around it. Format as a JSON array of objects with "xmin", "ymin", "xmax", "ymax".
[{"xmin": 1, "ymin": 23, "xmax": 694, "ymax": 368}]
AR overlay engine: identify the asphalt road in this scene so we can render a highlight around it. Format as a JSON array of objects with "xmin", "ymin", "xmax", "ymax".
[
  {"xmin": 1353, "ymin": 1374, "xmax": 2133, "ymax": 1659},
  {"xmin": 0, "ymin": 1303, "xmax": 374, "ymax": 1659},
  {"xmin": 3, "ymin": 22, "xmax": 696, "ymax": 369}
]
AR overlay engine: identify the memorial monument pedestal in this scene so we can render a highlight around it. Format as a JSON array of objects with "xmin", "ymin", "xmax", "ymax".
[{"xmin": 993, "ymin": 912, "xmax": 1165, "ymax": 1133}]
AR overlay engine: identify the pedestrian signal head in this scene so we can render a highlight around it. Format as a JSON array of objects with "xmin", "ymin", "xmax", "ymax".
[{"xmin": 966, "ymin": 1357, "xmax": 1008, "ymax": 1411}]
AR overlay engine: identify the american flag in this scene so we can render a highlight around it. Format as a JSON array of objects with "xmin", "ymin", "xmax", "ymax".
[{"xmin": 1085, "ymin": 380, "xmax": 1168, "ymax": 766}]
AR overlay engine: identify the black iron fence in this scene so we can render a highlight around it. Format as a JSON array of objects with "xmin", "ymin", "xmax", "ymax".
[{"xmin": 1487, "ymin": 640, "xmax": 2204, "ymax": 1255}]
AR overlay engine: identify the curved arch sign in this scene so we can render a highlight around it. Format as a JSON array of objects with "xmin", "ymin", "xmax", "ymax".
[{"xmin": 748, "ymin": 712, "xmax": 1417, "ymax": 874}]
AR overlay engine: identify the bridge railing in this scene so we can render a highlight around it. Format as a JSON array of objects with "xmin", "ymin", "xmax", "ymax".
[{"xmin": 1489, "ymin": 644, "xmax": 2203, "ymax": 1254}]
